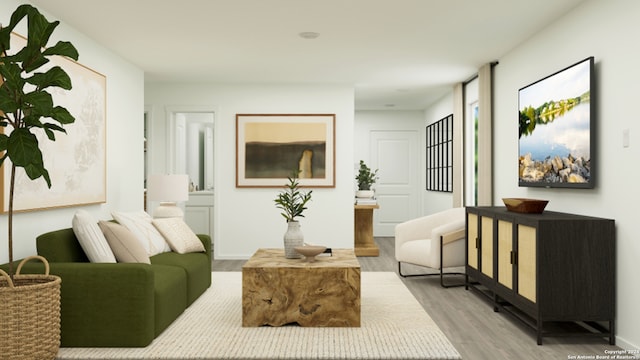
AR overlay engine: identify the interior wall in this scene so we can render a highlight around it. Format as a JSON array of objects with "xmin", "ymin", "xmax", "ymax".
[
  {"xmin": 0, "ymin": 1, "xmax": 145, "ymax": 263},
  {"xmin": 423, "ymin": 92, "xmax": 455, "ymax": 215},
  {"xmin": 492, "ymin": 0, "xmax": 639, "ymax": 349},
  {"xmin": 144, "ymin": 83, "xmax": 355, "ymax": 259}
]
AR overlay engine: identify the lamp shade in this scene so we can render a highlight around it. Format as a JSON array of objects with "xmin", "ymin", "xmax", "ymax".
[{"xmin": 146, "ymin": 174, "xmax": 189, "ymax": 202}]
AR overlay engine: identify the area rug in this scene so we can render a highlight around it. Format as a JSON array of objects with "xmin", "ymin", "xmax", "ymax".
[{"xmin": 56, "ymin": 272, "xmax": 461, "ymax": 360}]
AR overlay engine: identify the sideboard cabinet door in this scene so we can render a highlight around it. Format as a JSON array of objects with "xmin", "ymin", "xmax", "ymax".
[
  {"xmin": 497, "ymin": 220, "xmax": 513, "ymax": 290},
  {"xmin": 466, "ymin": 213, "xmax": 478, "ymax": 270},
  {"xmin": 517, "ymin": 224, "xmax": 536, "ymax": 303},
  {"xmin": 480, "ymin": 216, "xmax": 494, "ymax": 278},
  {"xmin": 465, "ymin": 211, "xmax": 494, "ymax": 279}
]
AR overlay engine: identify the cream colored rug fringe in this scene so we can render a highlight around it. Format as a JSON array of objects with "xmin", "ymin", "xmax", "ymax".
[{"xmin": 57, "ymin": 272, "xmax": 461, "ymax": 360}]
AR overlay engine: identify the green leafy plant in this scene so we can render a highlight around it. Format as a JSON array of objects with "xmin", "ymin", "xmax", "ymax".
[
  {"xmin": 274, "ymin": 170, "xmax": 312, "ymax": 222},
  {"xmin": 356, "ymin": 160, "xmax": 378, "ymax": 190},
  {"xmin": 0, "ymin": 4, "xmax": 79, "ymax": 277}
]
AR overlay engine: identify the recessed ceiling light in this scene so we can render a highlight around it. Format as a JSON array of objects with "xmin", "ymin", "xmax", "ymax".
[{"xmin": 299, "ymin": 32, "xmax": 320, "ymax": 39}]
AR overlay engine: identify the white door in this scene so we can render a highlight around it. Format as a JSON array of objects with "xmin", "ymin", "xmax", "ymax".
[{"xmin": 370, "ymin": 130, "xmax": 420, "ymax": 236}]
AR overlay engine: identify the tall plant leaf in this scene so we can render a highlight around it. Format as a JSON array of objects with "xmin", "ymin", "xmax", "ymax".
[{"xmin": 27, "ymin": 66, "xmax": 73, "ymax": 90}]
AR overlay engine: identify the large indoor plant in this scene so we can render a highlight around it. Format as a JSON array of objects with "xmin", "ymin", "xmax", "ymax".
[
  {"xmin": 274, "ymin": 170, "xmax": 312, "ymax": 258},
  {"xmin": 1, "ymin": 3, "xmax": 78, "ymax": 276},
  {"xmin": 0, "ymin": 4, "xmax": 78, "ymax": 359}
]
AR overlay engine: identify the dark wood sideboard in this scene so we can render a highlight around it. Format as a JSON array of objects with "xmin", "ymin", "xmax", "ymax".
[{"xmin": 465, "ymin": 206, "xmax": 615, "ymax": 345}]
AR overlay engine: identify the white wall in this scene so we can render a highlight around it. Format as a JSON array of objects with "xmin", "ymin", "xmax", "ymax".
[
  {"xmin": 354, "ymin": 110, "xmax": 425, "ymax": 186},
  {"xmin": 492, "ymin": 0, "xmax": 639, "ymax": 350},
  {"xmin": 423, "ymin": 93, "xmax": 455, "ymax": 214},
  {"xmin": 144, "ymin": 83, "xmax": 355, "ymax": 259},
  {"xmin": 0, "ymin": 1, "xmax": 144, "ymax": 264}
]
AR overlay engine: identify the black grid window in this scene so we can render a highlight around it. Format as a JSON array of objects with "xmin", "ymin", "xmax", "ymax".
[{"xmin": 426, "ymin": 114, "xmax": 453, "ymax": 192}]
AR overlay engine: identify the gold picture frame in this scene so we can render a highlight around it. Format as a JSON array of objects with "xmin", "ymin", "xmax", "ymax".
[
  {"xmin": 1, "ymin": 32, "xmax": 107, "ymax": 212},
  {"xmin": 236, "ymin": 114, "xmax": 335, "ymax": 188}
]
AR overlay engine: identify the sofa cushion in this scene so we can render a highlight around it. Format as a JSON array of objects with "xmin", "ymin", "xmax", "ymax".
[
  {"xmin": 152, "ymin": 217, "xmax": 205, "ymax": 254},
  {"xmin": 72, "ymin": 210, "xmax": 116, "ymax": 263},
  {"xmin": 150, "ymin": 264, "xmax": 188, "ymax": 337},
  {"xmin": 112, "ymin": 210, "xmax": 171, "ymax": 256},
  {"xmin": 99, "ymin": 221, "xmax": 151, "ymax": 264},
  {"xmin": 151, "ymin": 251, "xmax": 211, "ymax": 305}
]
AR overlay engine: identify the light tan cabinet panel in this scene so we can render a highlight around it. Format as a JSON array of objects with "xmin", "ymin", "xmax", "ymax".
[
  {"xmin": 497, "ymin": 220, "xmax": 513, "ymax": 289},
  {"xmin": 467, "ymin": 213, "xmax": 478, "ymax": 269},
  {"xmin": 481, "ymin": 216, "xmax": 493, "ymax": 278},
  {"xmin": 517, "ymin": 225, "xmax": 536, "ymax": 303}
]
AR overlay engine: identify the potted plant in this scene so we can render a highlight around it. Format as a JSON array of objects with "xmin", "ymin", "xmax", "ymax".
[
  {"xmin": 274, "ymin": 170, "xmax": 312, "ymax": 258},
  {"xmin": 0, "ymin": 4, "xmax": 78, "ymax": 359},
  {"xmin": 355, "ymin": 160, "xmax": 378, "ymax": 198}
]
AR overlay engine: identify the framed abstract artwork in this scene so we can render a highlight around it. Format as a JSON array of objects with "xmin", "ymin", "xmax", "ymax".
[
  {"xmin": 236, "ymin": 114, "xmax": 335, "ymax": 188},
  {"xmin": 0, "ymin": 32, "xmax": 107, "ymax": 212}
]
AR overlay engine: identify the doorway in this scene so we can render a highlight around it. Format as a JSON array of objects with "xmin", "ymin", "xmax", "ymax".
[
  {"xmin": 168, "ymin": 111, "xmax": 215, "ymax": 191},
  {"xmin": 370, "ymin": 130, "xmax": 420, "ymax": 236}
]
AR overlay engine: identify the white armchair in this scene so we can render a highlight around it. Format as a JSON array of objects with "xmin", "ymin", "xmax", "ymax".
[{"xmin": 395, "ymin": 207, "xmax": 466, "ymax": 287}]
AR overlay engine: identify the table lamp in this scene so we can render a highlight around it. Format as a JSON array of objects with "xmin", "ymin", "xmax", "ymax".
[{"xmin": 146, "ymin": 174, "xmax": 189, "ymax": 218}]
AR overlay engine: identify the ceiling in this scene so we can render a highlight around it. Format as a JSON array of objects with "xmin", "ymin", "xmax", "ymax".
[{"xmin": 29, "ymin": 0, "xmax": 586, "ymax": 110}]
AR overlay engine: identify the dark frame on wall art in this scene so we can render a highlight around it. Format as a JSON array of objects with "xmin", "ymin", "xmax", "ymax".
[
  {"xmin": 518, "ymin": 56, "xmax": 595, "ymax": 189},
  {"xmin": 236, "ymin": 114, "xmax": 336, "ymax": 188}
]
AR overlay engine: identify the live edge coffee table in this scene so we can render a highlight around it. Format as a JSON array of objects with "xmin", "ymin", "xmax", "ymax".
[{"xmin": 242, "ymin": 248, "xmax": 361, "ymax": 327}]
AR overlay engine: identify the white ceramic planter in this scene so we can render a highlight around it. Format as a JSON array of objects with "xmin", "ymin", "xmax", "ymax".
[
  {"xmin": 356, "ymin": 190, "xmax": 375, "ymax": 199},
  {"xmin": 283, "ymin": 221, "xmax": 304, "ymax": 259}
]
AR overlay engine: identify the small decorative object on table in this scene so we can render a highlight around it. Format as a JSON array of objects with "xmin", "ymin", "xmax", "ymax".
[
  {"xmin": 274, "ymin": 170, "xmax": 313, "ymax": 259},
  {"xmin": 502, "ymin": 198, "xmax": 549, "ymax": 214},
  {"xmin": 294, "ymin": 245, "xmax": 327, "ymax": 262}
]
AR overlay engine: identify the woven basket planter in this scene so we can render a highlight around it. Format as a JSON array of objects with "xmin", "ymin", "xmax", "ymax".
[{"xmin": 0, "ymin": 255, "xmax": 61, "ymax": 360}]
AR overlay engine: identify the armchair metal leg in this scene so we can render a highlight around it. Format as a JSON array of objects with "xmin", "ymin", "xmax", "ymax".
[
  {"xmin": 397, "ymin": 234, "xmax": 465, "ymax": 288},
  {"xmin": 398, "ymin": 262, "xmax": 466, "ymax": 288}
]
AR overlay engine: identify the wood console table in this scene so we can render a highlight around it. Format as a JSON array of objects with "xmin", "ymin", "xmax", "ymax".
[{"xmin": 354, "ymin": 204, "xmax": 379, "ymax": 256}]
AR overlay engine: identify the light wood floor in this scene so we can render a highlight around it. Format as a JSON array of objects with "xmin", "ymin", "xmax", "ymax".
[{"xmin": 213, "ymin": 237, "xmax": 622, "ymax": 360}]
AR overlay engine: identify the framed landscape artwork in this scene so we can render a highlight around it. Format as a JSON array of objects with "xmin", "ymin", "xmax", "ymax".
[
  {"xmin": 518, "ymin": 56, "xmax": 594, "ymax": 188},
  {"xmin": 236, "ymin": 114, "xmax": 335, "ymax": 188},
  {"xmin": 0, "ymin": 32, "xmax": 107, "ymax": 212}
]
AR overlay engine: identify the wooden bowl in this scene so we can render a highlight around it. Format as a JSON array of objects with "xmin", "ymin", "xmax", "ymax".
[
  {"xmin": 502, "ymin": 198, "xmax": 549, "ymax": 214},
  {"xmin": 294, "ymin": 246, "xmax": 326, "ymax": 262}
]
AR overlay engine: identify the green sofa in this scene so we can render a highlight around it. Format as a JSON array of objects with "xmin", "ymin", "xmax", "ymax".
[{"xmin": 1, "ymin": 228, "xmax": 211, "ymax": 347}]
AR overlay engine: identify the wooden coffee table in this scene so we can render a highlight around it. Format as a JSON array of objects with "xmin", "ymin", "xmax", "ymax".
[{"xmin": 242, "ymin": 248, "xmax": 361, "ymax": 327}]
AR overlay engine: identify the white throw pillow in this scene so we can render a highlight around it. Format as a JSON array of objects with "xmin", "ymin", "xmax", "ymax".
[
  {"xmin": 152, "ymin": 217, "xmax": 205, "ymax": 254},
  {"xmin": 72, "ymin": 210, "xmax": 116, "ymax": 263},
  {"xmin": 98, "ymin": 221, "xmax": 151, "ymax": 264},
  {"xmin": 112, "ymin": 210, "xmax": 171, "ymax": 256}
]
